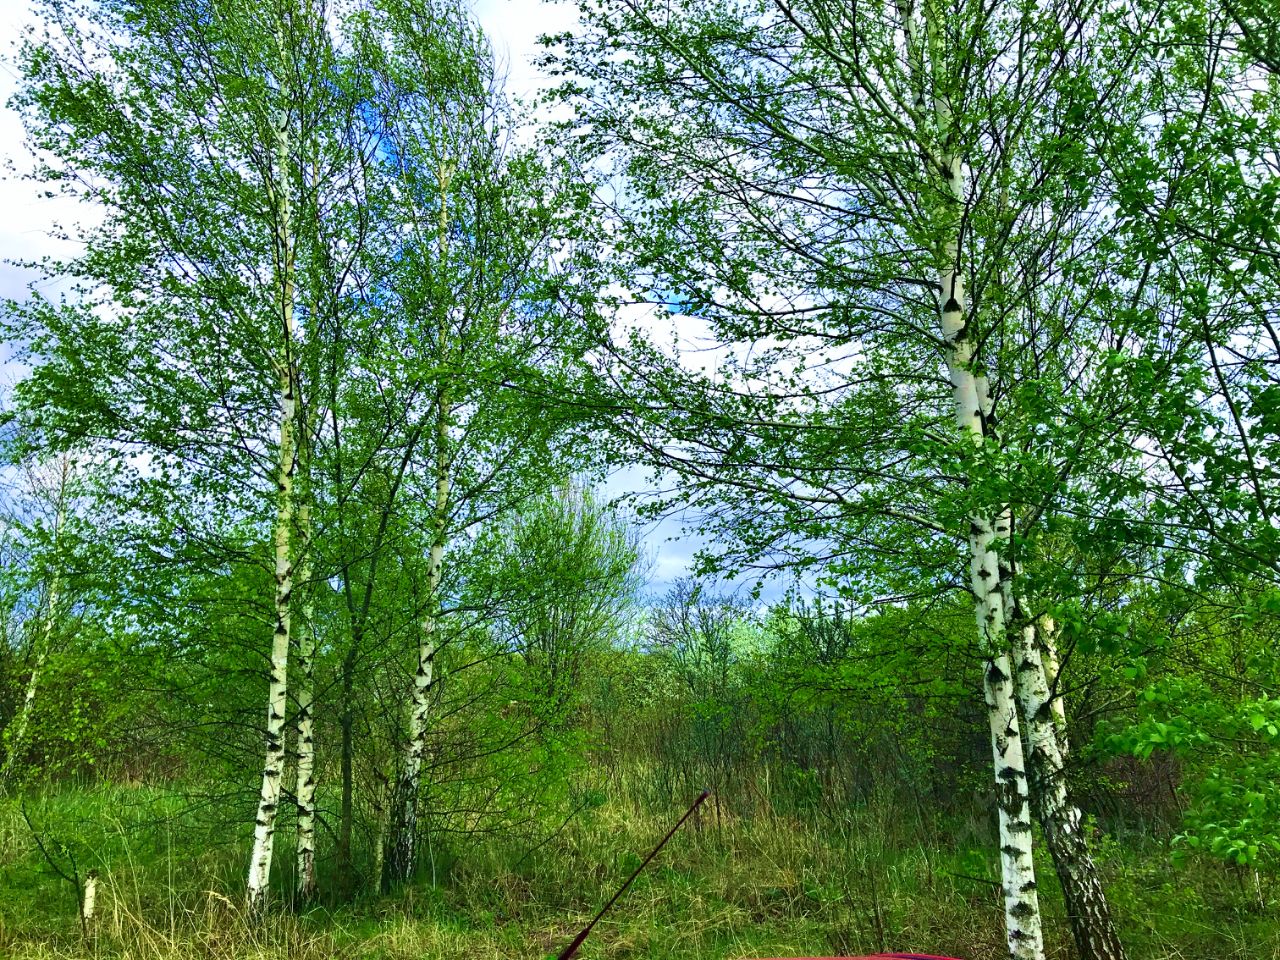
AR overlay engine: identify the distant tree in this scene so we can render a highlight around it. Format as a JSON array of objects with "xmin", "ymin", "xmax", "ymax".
[{"xmin": 492, "ymin": 483, "xmax": 643, "ymax": 729}]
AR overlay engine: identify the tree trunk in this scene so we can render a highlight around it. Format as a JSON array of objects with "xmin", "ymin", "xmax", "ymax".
[
  {"xmin": 383, "ymin": 161, "xmax": 455, "ymax": 891},
  {"xmin": 0, "ymin": 586, "xmax": 56, "ymax": 786},
  {"xmin": 1003, "ymin": 568, "xmax": 1127, "ymax": 960},
  {"xmin": 926, "ymin": 58, "xmax": 1044, "ymax": 947},
  {"xmin": 337, "ymin": 643, "xmax": 357, "ymax": 900},
  {"xmin": 294, "ymin": 502, "xmax": 317, "ymax": 903},
  {"xmin": 383, "ymin": 429, "xmax": 448, "ymax": 888},
  {"xmin": 928, "ymin": 78, "xmax": 1045, "ymax": 952},
  {"xmin": 967, "ymin": 524, "xmax": 1043, "ymax": 960},
  {"xmin": 1038, "ymin": 615, "xmax": 1070, "ymax": 755},
  {"xmin": 383, "ymin": 391, "xmax": 450, "ymax": 889},
  {"xmin": 246, "ymin": 364, "xmax": 297, "ymax": 913},
  {"xmin": 1, "ymin": 462, "xmax": 70, "ymax": 788},
  {"xmin": 373, "ymin": 782, "xmax": 389, "ymax": 893},
  {"xmin": 247, "ymin": 82, "xmax": 298, "ymax": 914}
]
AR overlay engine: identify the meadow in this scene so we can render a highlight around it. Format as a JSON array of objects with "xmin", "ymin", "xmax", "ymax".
[{"xmin": 2, "ymin": 772, "xmax": 1275, "ymax": 960}]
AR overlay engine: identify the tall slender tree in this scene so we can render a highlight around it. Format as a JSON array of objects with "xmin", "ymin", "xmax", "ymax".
[
  {"xmin": 546, "ymin": 0, "xmax": 1170, "ymax": 954},
  {"xmin": 5, "ymin": 0, "xmax": 362, "ymax": 910},
  {"xmin": 343, "ymin": 0, "xmax": 602, "ymax": 888}
]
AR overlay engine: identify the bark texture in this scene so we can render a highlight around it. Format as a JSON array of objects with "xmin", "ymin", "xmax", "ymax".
[
  {"xmin": 1038, "ymin": 615, "xmax": 1070, "ymax": 754},
  {"xmin": 247, "ymin": 82, "xmax": 299, "ymax": 913},
  {"xmin": 930, "ymin": 124, "xmax": 1046, "ymax": 960},
  {"xmin": 384, "ymin": 389, "xmax": 450, "ymax": 888},
  {"xmin": 1, "ymin": 463, "xmax": 70, "ymax": 788},
  {"xmin": 294, "ymin": 503, "xmax": 317, "ymax": 902},
  {"xmin": 1003, "ymin": 575, "xmax": 1127, "ymax": 960},
  {"xmin": 0, "ymin": 599, "xmax": 55, "ymax": 786},
  {"xmin": 337, "ymin": 646, "xmax": 357, "ymax": 897},
  {"xmin": 383, "ymin": 162, "xmax": 455, "ymax": 890}
]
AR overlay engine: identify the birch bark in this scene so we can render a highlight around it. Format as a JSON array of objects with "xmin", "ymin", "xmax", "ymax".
[
  {"xmin": 0, "ymin": 463, "xmax": 69, "ymax": 788},
  {"xmin": 247, "ymin": 79, "xmax": 299, "ymax": 913},
  {"xmin": 0, "ymin": 626, "xmax": 51, "ymax": 787},
  {"xmin": 920, "ymin": 3, "xmax": 1044, "ymax": 950},
  {"xmin": 383, "ymin": 389, "xmax": 450, "ymax": 887},
  {"xmin": 1000, "ymin": 544, "xmax": 1126, "ymax": 960},
  {"xmin": 1038, "ymin": 615, "xmax": 1069, "ymax": 754},
  {"xmin": 294, "ymin": 500, "xmax": 317, "ymax": 902}
]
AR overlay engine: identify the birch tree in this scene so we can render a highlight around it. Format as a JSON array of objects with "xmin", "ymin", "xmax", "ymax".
[
  {"xmin": 546, "ymin": 0, "xmax": 1169, "ymax": 954},
  {"xmin": 0, "ymin": 458, "xmax": 75, "ymax": 788},
  {"xmin": 310, "ymin": 0, "xmax": 603, "ymax": 889},
  {"xmin": 4, "ymin": 0, "xmax": 362, "ymax": 911}
]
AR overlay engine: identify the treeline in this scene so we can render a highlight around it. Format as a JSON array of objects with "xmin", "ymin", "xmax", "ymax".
[
  {"xmin": 594, "ymin": 585, "xmax": 1277, "ymax": 857},
  {"xmin": 2, "ymin": 556, "xmax": 1276, "ymax": 902}
]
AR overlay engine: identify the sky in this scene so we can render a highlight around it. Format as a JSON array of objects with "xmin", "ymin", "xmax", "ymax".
[{"xmin": 0, "ymin": 0, "xmax": 788, "ymax": 602}]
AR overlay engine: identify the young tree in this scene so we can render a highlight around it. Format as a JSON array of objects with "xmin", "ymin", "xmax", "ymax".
[
  {"xmin": 490, "ymin": 483, "xmax": 643, "ymax": 729},
  {"xmin": 333, "ymin": 0, "xmax": 603, "ymax": 889},
  {"xmin": 0, "ymin": 457, "xmax": 74, "ymax": 788}
]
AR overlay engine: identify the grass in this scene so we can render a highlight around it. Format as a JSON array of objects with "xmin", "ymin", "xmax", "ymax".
[{"xmin": 0, "ymin": 778, "xmax": 1277, "ymax": 959}]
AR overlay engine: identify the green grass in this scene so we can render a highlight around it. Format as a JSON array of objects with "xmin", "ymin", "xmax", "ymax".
[{"xmin": 0, "ymin": 780, "xmax": 1276, "ymax": 959}]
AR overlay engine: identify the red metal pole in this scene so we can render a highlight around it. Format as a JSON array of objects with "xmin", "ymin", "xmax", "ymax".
[{"xmin": 556, "ymin": 789, "xmax": 711, "ymax": 960}]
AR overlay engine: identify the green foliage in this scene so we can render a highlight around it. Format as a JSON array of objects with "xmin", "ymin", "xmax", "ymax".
[
  {"xmin": 1096, "ymin": 586, "xmax": 1280, "ymax": 873},
  {"xmin": 1, "ymin": 0, "xmax": 1279, "ymax": 952}
]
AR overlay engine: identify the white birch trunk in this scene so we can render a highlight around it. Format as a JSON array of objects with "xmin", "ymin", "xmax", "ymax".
[
  {"xmin": 966, "ymin": 507, "xmax": 1042, "ymax": 960},
  {"xmin": 81, "ymin": 870, "xmax": 97, "ymax": 925},
  {"xmin": 924, "ymin": 37, "xmax": 1044, "ymax": 948},
  {"xmin": 1000, "ymin": 553, "xmax": 1126, "ymax": 960},
  {"xmin": 1, "ymin": 464, "xmax": 69, "ymax": 788},
  {"xmin": 294, "ymin": 501, "xmax": 317, "ymax": 902},
  {"xmin": 0, "ymin": 605, "xmax": 54, "ymax": 786},
  {"xmin": 373, "ymin": 783, "xmax": 389, "ymax": 892},
  {"xmin": 1038, "ymin": 614, "xmax": 1069, "ymax": 755},
  {"xmin": 247, "ymin": 85, "xmax": 298, "ymax": 913},
  {"xmin": 384, "ymin": 161, "xmax": 456, "ymax": 889},
  {"xmin": 935, "ymin": 191, "xmax": 1046, "ymax": 960},
  {"xmin": 385, "ymin": 389, "xmax": 450, "ymax": 887}
]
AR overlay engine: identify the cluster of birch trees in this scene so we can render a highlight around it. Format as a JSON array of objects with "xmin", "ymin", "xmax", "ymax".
[
  {"xmin": 1, "ymin": 0, "xmax": 638, "ymax": 911},
  {"xmin": 0, "ymin": 0, "xmax": 1277, "ymax": 956}
]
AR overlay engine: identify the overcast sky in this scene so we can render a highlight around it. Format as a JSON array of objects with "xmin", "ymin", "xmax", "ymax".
[{"xmin": 0, "ymin": 0, "xmax": 788, "ymax": 602}]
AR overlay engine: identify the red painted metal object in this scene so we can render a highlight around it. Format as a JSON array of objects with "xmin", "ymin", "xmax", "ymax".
[{"xmin": 557, "ymin": 790, "xmax": 713, "ymax": 960}]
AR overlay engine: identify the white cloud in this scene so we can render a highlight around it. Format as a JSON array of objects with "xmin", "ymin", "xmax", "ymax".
[
  {"xmin": 1, "ymin": 3, "xmax": 90, "ymax": 302},
  {"xmin": 472, "ymin": 0, "xmax": 578, "ymax": 102}
]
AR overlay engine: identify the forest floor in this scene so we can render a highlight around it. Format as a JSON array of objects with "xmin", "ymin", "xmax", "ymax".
[{"xmin": 0, "ymin": 781, "xmax": 1276, "ymax": 960}]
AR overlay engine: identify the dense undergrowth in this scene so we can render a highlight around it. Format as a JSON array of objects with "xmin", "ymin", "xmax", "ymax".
[{"xmin": 1, "ymin": 777, "xmax": 1276, "ymax": 960}]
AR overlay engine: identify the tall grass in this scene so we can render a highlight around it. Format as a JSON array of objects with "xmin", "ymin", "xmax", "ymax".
[{"xmin": 0, "ymin": 775, "xmax": 1275, "ymax": 959}]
